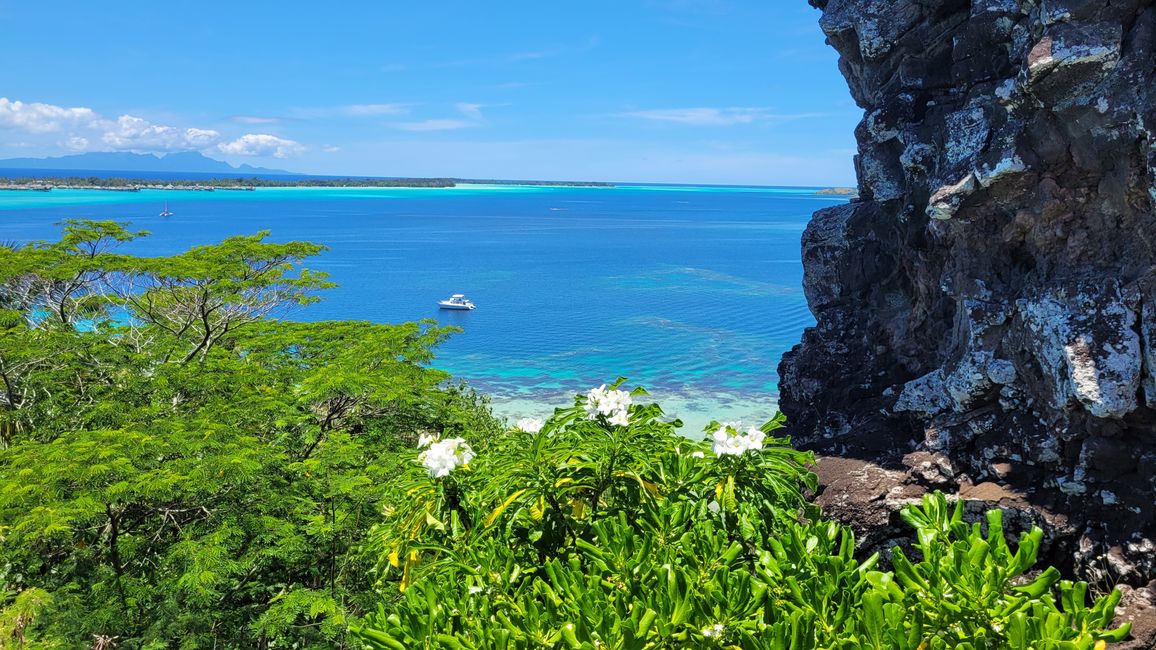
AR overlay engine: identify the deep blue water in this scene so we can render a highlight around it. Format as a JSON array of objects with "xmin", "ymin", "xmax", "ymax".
[{"xmin": 0, "ymin": 184, "xmax": 843, "ymax": 430}]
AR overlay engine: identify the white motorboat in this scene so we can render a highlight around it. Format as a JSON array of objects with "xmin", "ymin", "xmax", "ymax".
[{"xmin": 438, "ymin": 294, "xmax": 476, "ymax": 310}]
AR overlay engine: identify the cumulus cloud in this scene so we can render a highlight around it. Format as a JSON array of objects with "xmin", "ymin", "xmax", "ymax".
[
  {"xmin": 102, "ymin": 115, "xmax": 221, "ymax": 151},
  {"xmin": 0, "ymin": 97, "xmax": 308, "ymax": 159},
  {"xmin": 0, "ymin": 97, "xmax": 103, "ymax": 133},
  {"xmin": 64, "ymin": 136, "xmax": 89, "ymax": 151},
  {"xmin": 217, "ymin": 134, "xmax": 305, "ymax": 158}
]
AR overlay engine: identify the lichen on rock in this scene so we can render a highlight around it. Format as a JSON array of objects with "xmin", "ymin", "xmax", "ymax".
[{"xmin": 784, "ymin": 0, "xmax": 1156, "ymax": 595}]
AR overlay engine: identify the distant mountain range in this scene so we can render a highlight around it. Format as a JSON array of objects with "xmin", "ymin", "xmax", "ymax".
[{"xmin": 0, "ymin": 152, "xmax": 293, "ymax": 175}]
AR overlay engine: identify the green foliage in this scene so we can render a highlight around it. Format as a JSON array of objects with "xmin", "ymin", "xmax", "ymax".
[
  {"xmin": 0, "ymin": 221, "xmax": 1133, "ymax": 649},
  {"xmin": 0, "ymin": 219, "xmax": 144, "ymax": 327},
  {"xmin": 368, "ymin": 384, "xmax": 815, "ymax": 596},
  {"xmin": 872, "ymin": 494, "xmax": 1133, "ymax": 649},
  {"xmin": 0, "ymin": 222, "xmax": 500, "ymax": 648},
  {"xmin": 354, "ymin": 393, "xmax": 1131, "ymax": 649}
]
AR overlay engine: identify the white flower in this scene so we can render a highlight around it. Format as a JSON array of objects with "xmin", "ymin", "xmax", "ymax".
[
  {"xmin": 712, "ymin": 422, "xmax": 746, "ymax": 457},
  {"xmin": 515, "ymin": 417, "xmax": 544, "ymax": 433},
  {"xmin": 702, "ymin": 623, "xmax": 724, "ymax": 638},
  {"xmin": 583, "ymin": 385, "xmax": 606, "ymax": 417},
  {"xmin": 711, "ymin": 422, "xmax": 766, "ymax": 456},
  {"xmin": 707, "ymin": 500, "xmax": 720, "ymax": 513},
  {"xmin": 585, "ymin": 384, "xmax": 632, "ymax": 426},
  {"xmin": 607, "ymin": 410, "xmax": 630, "ymax": 427},
  {"xmin": 745, "ymin": 426, "xmax": 766, "ymax": 450},
  {"xmin": 417, "ymin": 432, "xmax": 437, "ymax": 449},
  {"xmin": 691, "ymin": 451, "xmax": 705, "ymax": 459},
  {"xmin": 419, "ymin": 437, "xmax": 475, "ymax": 478}
]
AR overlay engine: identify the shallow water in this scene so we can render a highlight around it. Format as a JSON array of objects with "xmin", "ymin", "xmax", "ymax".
[{"xmin": 0, "ymin": 183, "xmax": 845, "ymax": 432}]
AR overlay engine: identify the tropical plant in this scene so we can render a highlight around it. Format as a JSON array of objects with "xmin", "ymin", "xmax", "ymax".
[
  {"xmin": 365, "ymin": 382, "xmax": 815, "ymax": 596},
  {"xmin": 354, "ymin": 388, "xmax": 1132, "ymax": 649}
]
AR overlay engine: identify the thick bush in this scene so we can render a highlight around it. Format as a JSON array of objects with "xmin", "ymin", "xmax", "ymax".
[{"xmin": 355, "ymin": 383, "xmax": 1131, "ymax": 649}]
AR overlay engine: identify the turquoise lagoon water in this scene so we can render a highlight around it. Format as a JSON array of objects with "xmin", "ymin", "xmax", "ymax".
[{"xmin": 0, "ymin": 184, "xmax": 846, "ymax": 432}]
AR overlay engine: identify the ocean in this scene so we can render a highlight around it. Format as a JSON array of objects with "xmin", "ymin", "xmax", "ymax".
[{"xmin": 0, "ymin": 183, "xmax": 846, "ymax": 433}]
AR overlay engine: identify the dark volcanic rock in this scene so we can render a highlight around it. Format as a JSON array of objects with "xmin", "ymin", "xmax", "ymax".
[{"xmin": 783, "ymin": 0, "xmax": 1156, "ymax": 589}]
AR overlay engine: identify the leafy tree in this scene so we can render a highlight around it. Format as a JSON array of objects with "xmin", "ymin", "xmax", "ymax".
[
  {"xmin": 0, "ymin": 220, "xmax": 143, "ymax": 328},
  {"xmin": 120, "ymin": 232, "xmax": 334, "ymax": 363},
  {"xmin": 0, "ymin": 221, "xmax": 500, "ymax": 648}
]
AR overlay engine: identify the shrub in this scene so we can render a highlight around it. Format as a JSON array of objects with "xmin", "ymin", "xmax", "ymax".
[{"xmin": 354, "ymin": 383, "xmax": 1131, "ymax": 649}]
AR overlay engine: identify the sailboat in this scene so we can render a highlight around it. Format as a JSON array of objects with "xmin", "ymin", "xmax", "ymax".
[{"xmin": 159, "ymin": 202, "xmax": 173, "ymax": 217}]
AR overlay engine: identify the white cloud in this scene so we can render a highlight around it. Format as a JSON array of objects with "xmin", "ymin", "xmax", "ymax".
[
  {"xmin": 0, "ymin": 97, "xmax": 103, "ymax": 133},
  {"xmin": 620, "ymin": 107, "xmax": 832, "ymax": 127},
  {"xmin": 622, "ymin": 107, "xmax": 769, "ymax": 126},
  {"xmin": 427, "ymin": 43, "xmax": 593, "ymax": 69},
  {"xmin": 101, "ymin": 115, "xmax": 221, "ymax": 151},
  {"xmin": 231, "ymin": 115, "xmax": 282, "ymax": 125},
  {"xmin": 343, "ymin": 103, "xmax": 407, "ymax": 117},
  {"xmin": 395, "ymin": 119, "xmax": 475, "ymax": 132},
  {"xmin": 506, "ymin": 51, "xmax": 551, "ymax": 62},
  {"xmin": 289, "ymin": 104, "xmax": 409, "ymax": 119},
  {"xmin": 322, "ymin": 145, "xmax": 341, "ymax": 153},
  {"xmin": 64, "ymin": 136, "xmax": 89, "ymax": 151},
  {"xmin": 391, "ymin": 104, "xmax": 485, "ymax": 132},
  {"xmin": 217, "ymin": 134, "xmax": 305, "ymax": 158},
  {"xmin": 456, "ymin": 103, "xmax": 484, "ymax": 120},
  {"xmin": 0, "ymin": 96, "xmax": 311, "ymax": 159},
  {"xmin": 433, "ymin": 51, "xmax": 548, "ymax": 67}
]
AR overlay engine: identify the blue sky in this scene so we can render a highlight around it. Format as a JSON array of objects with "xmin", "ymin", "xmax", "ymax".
[{"xmin": 0, "ymin": 1, "xmax": 859, "ymax": 185}]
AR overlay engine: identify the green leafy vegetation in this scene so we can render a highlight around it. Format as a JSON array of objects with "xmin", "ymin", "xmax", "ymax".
[
  {"xmin": 0, "ymin": 222, "xmax": 1132, "ymax": 648},
  {"xmin": 354, "ymin": 384, "xmax": 1131, "ymax": 649},
  {"xmin": 0, "ymin": 221, "xmax": 499, "ymax": 648}
]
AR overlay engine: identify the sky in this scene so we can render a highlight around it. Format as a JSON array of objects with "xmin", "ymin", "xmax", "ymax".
[{"xmin": 0, "ymin": 1, "xmax": 860, "ymax": 186}]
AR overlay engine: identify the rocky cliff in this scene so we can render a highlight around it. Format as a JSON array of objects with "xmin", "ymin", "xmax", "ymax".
[{"xmin": 781, "ymin": 0, "xmax": 1156, "ymax": 600}]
